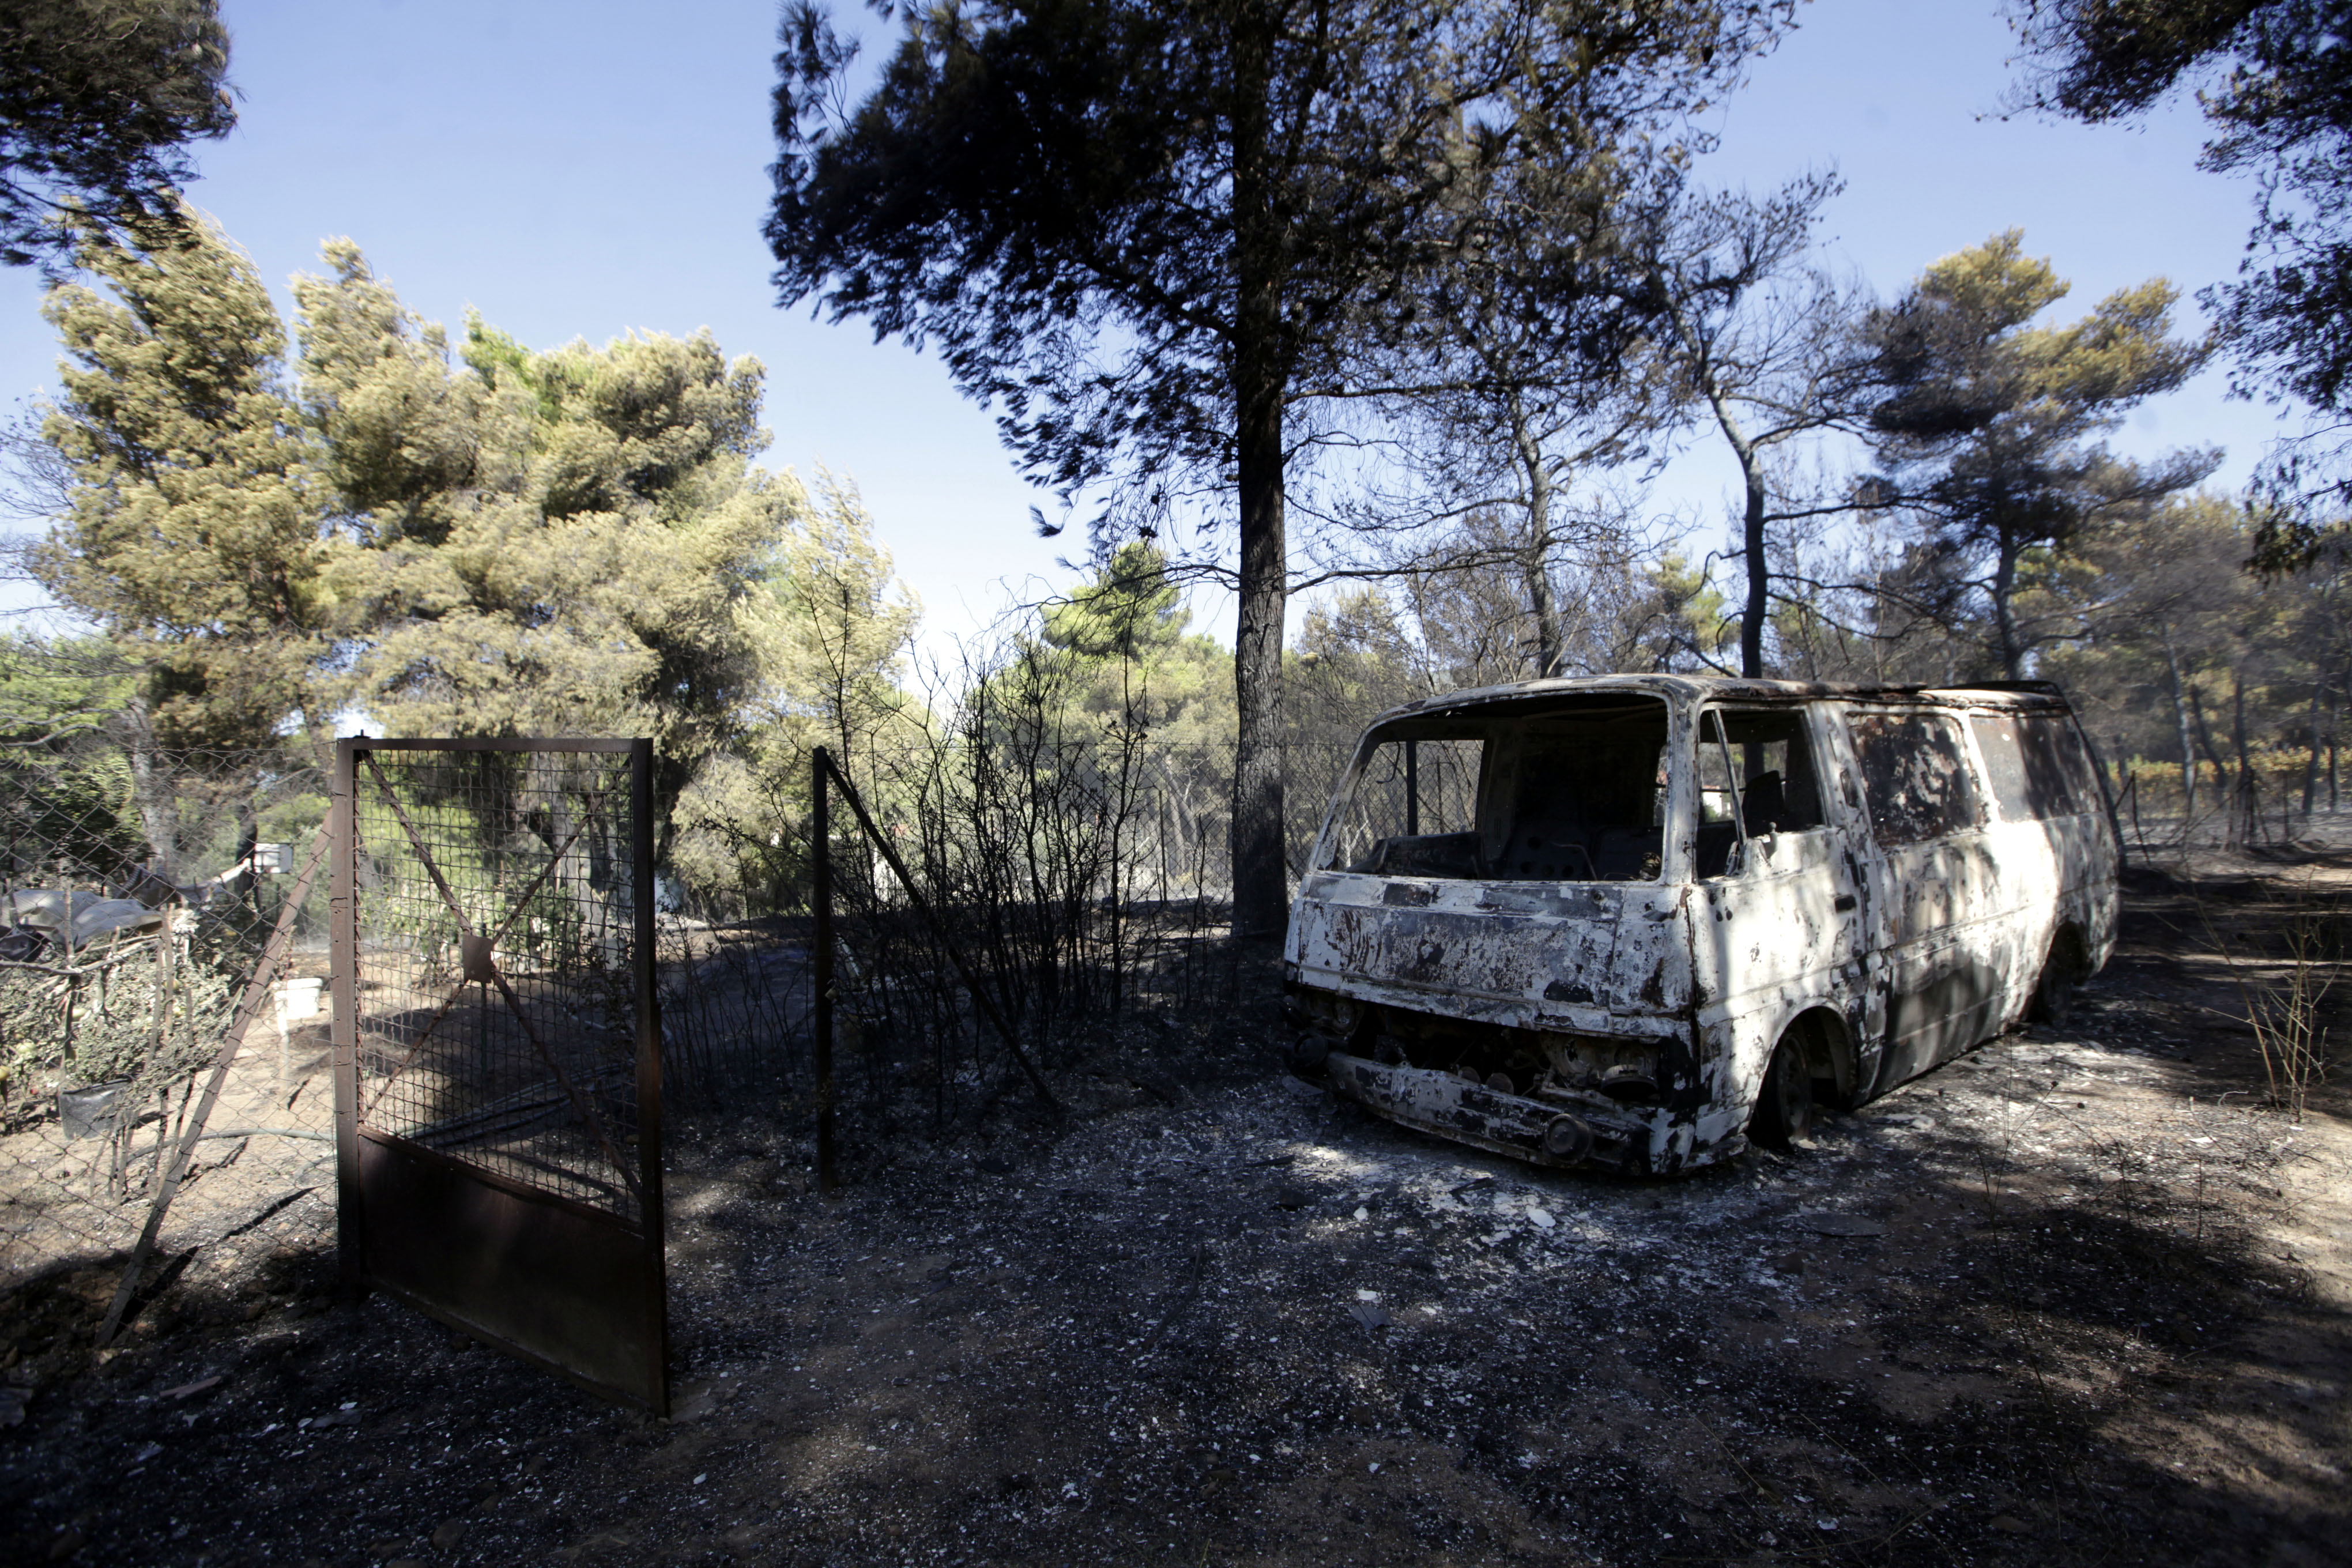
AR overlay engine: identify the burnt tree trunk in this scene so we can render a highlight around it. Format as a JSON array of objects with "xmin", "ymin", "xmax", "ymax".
[
  {"xmin": 1226, "ymin": 16, "xmax": 1289, "ymax": 942},
  {"xmin": 2304, "ymin": 677, "xmax": 2328, "ymax": 819},
  {"xmin": 2231, "ymin": 672, "xmax": 2256, "ymax": 845},
  {"xmin": 1991, "ymin": 526, "xmax": 2025, "ymax": 682},
  {"xmin": 125, "ymin": 693, "xmax": 178, "ymax": 885},
  {"xmin": 2163, "ymin": 637, "xmax": 2198, "ymax": 825}
]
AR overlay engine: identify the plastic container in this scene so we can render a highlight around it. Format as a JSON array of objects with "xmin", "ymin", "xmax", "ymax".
[{"xmin": 59, "ymin": 1080, "xmax": 133, "ymax": 1141}]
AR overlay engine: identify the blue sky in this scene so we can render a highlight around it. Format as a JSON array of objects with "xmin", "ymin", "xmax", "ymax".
[{"xmin": 0, "ymin": 0, "xmax": 2283, "ymax": 654}]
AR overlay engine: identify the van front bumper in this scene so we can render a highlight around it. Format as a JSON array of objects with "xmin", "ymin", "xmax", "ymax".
[{"xmin": 1320, "ymin": 1051, "xmax": 1651, "ymax": 1173}]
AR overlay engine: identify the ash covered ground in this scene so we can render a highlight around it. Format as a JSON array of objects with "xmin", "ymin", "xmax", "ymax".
[{"xmin": 3, "ymin": 862, "xmax": 2348, "ymax": 1567}]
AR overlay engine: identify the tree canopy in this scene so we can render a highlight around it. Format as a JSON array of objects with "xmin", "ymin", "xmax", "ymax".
[
  {"xmin": 1648, "ymin": 175, "xmax": 1880, "ymax": 677},
  {"xmin": 30, "ymin": 206, "xmax": 325, "ymax": 750},
  {"xmin": 1863, "ymin": 230, "xmax": 2214, "ymax": 678},
  {"xmin": 24, "ymin": 213, "xmax": 899, "ymax": 873},
  {"xmin": 294, "ymin": 245, "xmax": 801, "ymax": 831},
  {"xmin": 2012, "ymin": 1, "xmax": 2352, "ymax": 514},
  {"xmin": 769, "ymin": 0, "xmax": 1794, "ymax": 934},
  {"xmin": 0, "ymin": 0, "xmax": 235, "ymax": 267}
]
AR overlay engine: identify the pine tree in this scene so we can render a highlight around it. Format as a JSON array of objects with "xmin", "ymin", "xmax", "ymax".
[
  {"xmin": 1863, "ymin": 231, "xmax": 2216, "ymax": 678},
  {"xmin": 752, "ymin": 470, "xmax": 922, "ymax": 772},
  {"xmin": 32, "ymin": 207, "xmax": 327, "ymax": 755},
  {"xmin": 0, "ymin": 1, "xmax": 234, "ymax": 267},
  {"xmin": 768, "ymin": 0, "xmax": 1793, "ymax": 936},
  {"xmin": 298, "ymin": 247, "xmax": 798, "ymax": 833}
]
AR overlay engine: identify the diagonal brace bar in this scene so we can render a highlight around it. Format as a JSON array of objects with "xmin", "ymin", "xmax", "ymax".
[
  {"xmin": 359, "ymin": 754, "xmax": 641, "ymax": 1197},
  {"xmin": 356, "ymin": 806, "xmax": 593, "ymax": 1122}
]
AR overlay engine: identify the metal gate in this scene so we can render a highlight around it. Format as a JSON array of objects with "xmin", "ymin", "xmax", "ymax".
[{"xmin": 330, "ymin": 738, "xmax": 666, "ymax": 1413}]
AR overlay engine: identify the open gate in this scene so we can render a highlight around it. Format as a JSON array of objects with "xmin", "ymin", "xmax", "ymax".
[{"xmin": 330, "ymin": 738, "xmax": 666, "ymax": 1413}]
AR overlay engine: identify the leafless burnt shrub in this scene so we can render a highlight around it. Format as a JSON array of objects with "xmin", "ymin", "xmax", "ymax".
[{"xmin": 651, "ymin": 637, "xmax": 1255, "ymax": 1155}]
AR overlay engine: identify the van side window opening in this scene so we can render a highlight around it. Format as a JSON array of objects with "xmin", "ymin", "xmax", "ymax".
[
  {"xmin": 1969, "ymin": 710, "xmax": 2101, "ymax": 821},
  {"xmin": 1696, "ymin": 709, "xmax": 1826, "ymax": 877},
  {"xmin": 1317, "ymin": 696, "xmax": 1669, "ymax": 881},
  {"xmin": 1848, "ymin": 710, "xmax": 1982, "ymax": 845},
  {"xmin": 2025, "ymin": 713, "xmax": 2100, "ymax": 815},
  {"xmin": 1967, "ymin": 713, "xmax": 2034, "ymax": 819}
]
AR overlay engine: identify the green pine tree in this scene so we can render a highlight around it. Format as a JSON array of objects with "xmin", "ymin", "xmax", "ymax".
[{"xmin": 31, "ymin": 205, "xmax": 329, "ymax": 755}]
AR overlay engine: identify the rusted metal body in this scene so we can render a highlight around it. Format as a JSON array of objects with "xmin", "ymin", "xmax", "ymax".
[
  {"xmin": 1284, "ymin": 677, "xmax": 2117, "ymax": 1175},
  {"xmin": 332, "ymin": 737, "xmax": 668, "ymax": 1413}
]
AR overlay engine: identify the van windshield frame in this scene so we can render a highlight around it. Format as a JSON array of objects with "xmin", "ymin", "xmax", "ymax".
[{"xmin": 1316, "ymin": 694, "xmax": 1674, "ymax": 883}]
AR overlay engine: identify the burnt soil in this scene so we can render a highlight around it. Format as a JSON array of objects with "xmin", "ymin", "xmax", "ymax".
[{"xmin": 3, "ymin": 854, "xmax": 2349, "ymax": 1567}]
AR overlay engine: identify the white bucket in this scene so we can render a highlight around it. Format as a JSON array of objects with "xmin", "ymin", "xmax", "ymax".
[{"xmin": 274, "ymin": 977, "xmax": 326, "ymax": 1022}]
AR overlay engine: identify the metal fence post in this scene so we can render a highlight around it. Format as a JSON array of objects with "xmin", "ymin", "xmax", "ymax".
[
  {"xmin": 812, "ymin": 745, "xmax": 836, "ymax": 1196},
  {"xmin": 331, "ymin": 738, "xmax": 363, "ymax": 1298},
  {"xmin": 630, "ymin": 738, "xmax": 669, "ymax": 1416}
]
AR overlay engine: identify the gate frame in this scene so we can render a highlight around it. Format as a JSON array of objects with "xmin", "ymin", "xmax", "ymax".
[{"xmin": 330, "ymin": 736, "xmax": 666, "ymax": 1413}]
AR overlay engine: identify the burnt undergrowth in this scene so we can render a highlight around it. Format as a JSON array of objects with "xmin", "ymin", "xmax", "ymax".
[{"xmin": 3, "ymin": 857, "xmax": 2346, "ymax": 1567}]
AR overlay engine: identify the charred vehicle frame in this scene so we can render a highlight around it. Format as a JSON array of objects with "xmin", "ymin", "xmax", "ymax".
[{"xmin": 1282, "ymin": 676, "xmax": 2118, "ymax": 1175}]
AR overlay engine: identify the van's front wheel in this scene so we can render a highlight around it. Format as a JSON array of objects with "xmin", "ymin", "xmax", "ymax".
[{"xmin": 1749, "ymin": 1033, "xmax": 1814, "ymax": 1151}]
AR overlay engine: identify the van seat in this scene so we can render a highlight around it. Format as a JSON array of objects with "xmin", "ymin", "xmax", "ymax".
[
  {"xmin": 1695, "ymin": 821, "xmax": 1739, "ymax": 879},
  {"xmin": 1590, "ymin": 827, "xmax": 1661, "ymax": 880}
]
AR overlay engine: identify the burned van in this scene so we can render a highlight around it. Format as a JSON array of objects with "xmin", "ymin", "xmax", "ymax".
[{"xmin": 1283, "ymin": 677, "xmax": 2117, "ymax": 1174}]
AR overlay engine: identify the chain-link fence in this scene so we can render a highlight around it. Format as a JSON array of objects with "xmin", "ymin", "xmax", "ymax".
[
  {"xmin": 650, "ymin": 688, "xmax": 1369, "ymax": 1152},
  {"xmin": 2109, "ymin": 755, "xmax": 2352, "ymax": 858},
  {"xmin": 2, "ymin": 710, "xmax": 1369, "ymax": 1330},
  {"xmin": 655, "ymin": 734, "xmax": 1272, "ymax": 1154},
  {"xmin": 1, "ymin": 740, "xmax": 335, "ymax": 1317}
]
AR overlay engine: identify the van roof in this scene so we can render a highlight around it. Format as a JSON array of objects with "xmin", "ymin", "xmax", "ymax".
[{"xmin": 1370, "ymin": 673, "xmax": 2075, "ymax": 726}]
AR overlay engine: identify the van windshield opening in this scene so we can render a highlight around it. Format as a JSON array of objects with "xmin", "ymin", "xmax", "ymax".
[{"xmin": 1318, "ymin": 696, "xmax": 1670, "ymax": 881}]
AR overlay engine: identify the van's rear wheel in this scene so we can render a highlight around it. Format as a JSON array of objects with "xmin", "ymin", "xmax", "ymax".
[{"xmin": 1750, "ymin": 1033, "xmax": 1814, "ymax": 1151}]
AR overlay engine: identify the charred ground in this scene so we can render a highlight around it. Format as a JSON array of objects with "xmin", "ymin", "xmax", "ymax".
[{"xmin": 2, "ymin": 851, "xmax": 2347, "ymax": 1567}]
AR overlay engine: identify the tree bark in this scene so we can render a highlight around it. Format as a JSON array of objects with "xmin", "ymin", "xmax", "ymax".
[
  {"xmin": 2163, "ymin": 636, "xmax": 2198, "ymax": 824},
  {"xmin": 2231, "ymin": 671, "xmax": 2255, "ymax": 845},
  {"xmin": 1226, "ymin": 16, "xmax": 1288, "ymax": 942},
  {"xmin": 1514, "ymin": 400, "xmax": 1565, "ymax": 679},
  {"xmin": 1738, "ymin": 455, "xmax": 1769, "ymax": 680},
  {"xmin": 1667, "ymin": 285, "xmax": 1773, "ymax": 680},
  {"xmin": 2303, "ymin": 677, "xmax": 2327, "ymax": 819},
  {"xmin": 1991, "ymin": 526, "xmax": 2024, "ymax": 681},
  {"xmin": 1230, "ymin": 393, "xmax": 1288, "ymax": 937},
  {"xmin": 1694, "ymin": 381, "xmax": 1768, "ymax": 679},
  {"xmin": 2332, "ymin": 670, "xmax": 2344, "ymax": 812},
  {"xmin": 125, "ymin": 692, "xmax": 177, "ymax": 885},
  {"xmin": 2187, "ymin": 680, "xmax": 2227, "ymax": 778}
]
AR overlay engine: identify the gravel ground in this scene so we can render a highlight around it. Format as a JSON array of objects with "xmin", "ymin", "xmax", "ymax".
[{"xmin": 3, "ymin": 860, "xmax": 2347, "ymax": 1567}]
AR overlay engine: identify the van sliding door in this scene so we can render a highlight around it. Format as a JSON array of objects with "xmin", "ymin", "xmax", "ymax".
[{"xmin": 1844, "ymin": 709, "xmax": 2004, "ymax": 1091}]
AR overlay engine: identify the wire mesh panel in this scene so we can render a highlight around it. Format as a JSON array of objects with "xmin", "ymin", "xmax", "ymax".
[
  {"xmin": 333, "ymin": 738, "xmax": 665, "ymax": 1414},
  {"xmin": 1, "ymin": 743, "xmax": 336, "ymax": 1301}
]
